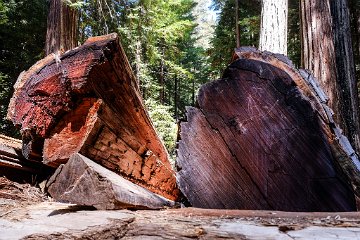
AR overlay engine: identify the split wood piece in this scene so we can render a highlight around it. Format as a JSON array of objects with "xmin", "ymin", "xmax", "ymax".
[
  {"xmin": 177, "ymin": 49, "xmax": 357, "ymax": 211},
  {"xmin": 0, "ymin": 134, "xmax": 52, "ymax": 181},
  {"xmin": 46, "ymin": 153, "xmax": 175, "ymax": 210},
  {"xmin": 7, "ymin": 33, "xmax": 179, "ymax": 201}
]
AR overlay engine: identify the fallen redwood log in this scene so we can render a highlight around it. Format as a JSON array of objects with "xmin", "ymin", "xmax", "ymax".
[
  {"xmin": 47, "ymin": 153, "xmax": 175, "ymax": 210},
  {"xmin": 7, "ymin": 34, "xmax": 179, "ymax": 201},
  {"xmin": 0, "ymin": 134, "xmax": 53, "ymax": 183},
  {"xmin": 176, "ymin": 48, "xmax": 360, "ymax": 211}
]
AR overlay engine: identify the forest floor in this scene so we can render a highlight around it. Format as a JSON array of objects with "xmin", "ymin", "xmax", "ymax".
[{"xmin": 1, "ymin": 177, "xmax": 360, "ymax": 240}]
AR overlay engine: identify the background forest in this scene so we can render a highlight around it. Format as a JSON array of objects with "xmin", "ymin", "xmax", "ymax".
[{"xmin": 0, "ymin": 0, "xmax": 360, "ymax": 158}]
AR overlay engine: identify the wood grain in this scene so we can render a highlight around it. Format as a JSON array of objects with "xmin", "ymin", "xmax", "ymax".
[
  {"xmin": 177, "ymin": 51, "xmax": 357, "ymax": 211},
  {"xmin": 47, "ymin": 153, "xmax": 175, "ymax": 210}
]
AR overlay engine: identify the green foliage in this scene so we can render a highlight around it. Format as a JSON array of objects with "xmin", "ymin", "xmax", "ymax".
[
  {"xmin": 288, "ymin": 0, "xmax": 301, "ymax": 67},
  {"xmin": 0, "ymin": 1, "xmax": 8, "ymax": 24},
  {"xmin": 145, "ymin": 99, "xmax": 177, "ymax": 163},
  {"xmin": 65, "ymin": 0, "xmax": 88, "ymax": 10},
  {"xmin": 0, "ymin": 72, "xmax": 13, "ymax": 136},
  {"xmin": 66, "ymin": 0, "xmax": 212, "ymax": 154},
  {"xmin": 116, "ymin": 0, "xmax": 211, "ymax": 120},
  {"xmin": 208, "ymin": 0, "xmax": 302, "ymax": 76},
  {"xmin": 0, "ymin": 0, "xmax": 47, "ymax": 137},
  {"xmin": 208, "ymin": 0, "xmax": 260, "ymax": 77}
]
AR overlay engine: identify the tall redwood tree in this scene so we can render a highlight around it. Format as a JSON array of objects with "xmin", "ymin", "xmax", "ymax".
[
  {"xmin": 45, "ymin": 0, "xmax": 78, "ymax": 55},
  {"xmin": 259, "ymin": 0, "xmax": 288, "ymax": 55},
  {"xmin": 301, "ymin": 0, "xmax": 360, "ymax": 154}
]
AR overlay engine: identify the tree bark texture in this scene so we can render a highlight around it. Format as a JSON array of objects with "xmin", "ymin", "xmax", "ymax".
[
  {"xmin": 349, "ymin": 0, "xmax": 360, "ymax": 60},
  {"xmin": 300, "ymin": 0, "xmax": 337, "ymax": 111},
  {"xmin": 259, "ymin": 0, "xmax": 288, "ymax": 55},
  {"xmin": 235, "ymin": 0, "xmax": 240, "ymax": 48},
  {"xmin": 300, "ymin": 0, "xmax": 360, "ymax": 154},
  {"xmin": 45, "ymin": 0, "xmax": 78, "ymax": 55},
  {"xmin": 330, "ymin": 0, "xmax": 360, "ymax": 155},
  {"xmin": 349, "ymin": 0, "xmax": 360, "ymax": 100},
  {"xmin": 47, "ymin": 153, "xmax": 175, "ymax": 210},
  {"xmin": 176, "ymin": 48, "xmax": 360, "ymax": 211},
  {"xmin": 7, "ymin": 34, "xmax": 179, "ymax": 201}
]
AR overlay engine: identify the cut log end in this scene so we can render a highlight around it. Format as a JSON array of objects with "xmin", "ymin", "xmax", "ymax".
[
  {"xmin": 177, "ymin": 51, "xmax": 358, "ymax": 212},
  {"xmin": 7, "ymin": 33, "xmax": 179, "ymax": 201}
]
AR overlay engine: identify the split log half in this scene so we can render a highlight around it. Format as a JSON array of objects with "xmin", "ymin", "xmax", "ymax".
[
  {"xmin": 7, "ymin": 34, "xmax": 179, "ymax": 201},
  {"xmin": 46, "ymin": 153, "xmax": 175, "ymax": 210},
  {"xmin": 176, "ymin": 48, "xmax": 359, "ymax": 211}
]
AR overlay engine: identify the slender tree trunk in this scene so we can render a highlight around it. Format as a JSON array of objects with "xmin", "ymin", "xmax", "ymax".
[
  {"xmin": 45, "ymin": 0, "xmax": 78, "ymax": 55},
  {"xmin": 192, "ymin": 75, "xmax": 195, "ymax": 106},
  {"xmin": 259, "ymin": 0, "xmax": 288, "ymax": 55},
  {"xmin": 174, "ymin": 75, "xmax": 178, "ymax": 120},
  {"xmin": 135, "ymin": 4, "xmax": 144, "ymax": 93},
  {"xmin": 135, "ymin": 41, "xmax": 142, "ymax": 86},
  {"xmin": 235, "ymin": 0, "xmax": 240, "ymax": 48},
  {"xmin": 330, "ymin": 0, "xmax": 360, "ymax": 154},
  {"xmin": 349, "ymin": 0, "xmax": 360, "ymax": 56},
  {"xmin": 301, "ymin": 0, "xmax": 360, "ymax": 154},
  {"xmin": 349, "ymin": 0, "xmax": 360, "ymax": 96},
  {"xmin": 159, "ymin": 48, "xmax": 165, "ymax": 104}
]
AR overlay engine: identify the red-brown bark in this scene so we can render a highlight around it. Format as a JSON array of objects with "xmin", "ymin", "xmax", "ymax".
[
  {"xmin": 301, "ymin": 0, "xmax": 360, "ymax": 154},
  {"xmin": 45, "ymin": 0, "xmax": 78, "ymax": 55}
]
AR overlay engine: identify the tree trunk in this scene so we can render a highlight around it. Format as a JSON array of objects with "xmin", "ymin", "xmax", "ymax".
[
  {"xmin": 176, "ymin": 48, "xmax": 360, "ymax": 211},
  {"xmin": 259, "ymin": 0, "xmax": 288, "ymax": 55},
  {"xmin": 159, "ymin": 48, "xmax": 165, "ymax": 104},
  {"xmin": 349, "ymin": 0, "xmax": 360, "ymax": 56},
  {"xmin": 330, "ymin": 0, "xmax": 360, "ymax": 156},
  {"xmin": 235, "ymin": 0, "xmax": 240, "ymax": 48},
  {"xmin": 301, "ymin": 0, "xmax": 360, "ymax": 154},
  {"xmin": 192, "ymin": 75, "xmax": 195, "ymax": 106},
  {"xmin": 7, "ymin": 34, "xmax": 179, "ymax": 201},
  {"xmin": 349, "ymin": 0, "xmax": 360, "ymax": 98},
  {"xmin": 174, "ymin": 75, "xmax": 178, "ymax": 120},
  {"xmin": 300, "ymin": 0, "xmax": 339, "ymax": 141},
  {"xmin": 45, "ymin": 0, "xmax": 78, "ymax": 55},
  {"xmin": 47, "ymin": 153, "xmax": 175, "ymax": 210},
  {"xmin": 135, "ymin": 40, "xmax": 142, "ymax": 87}
]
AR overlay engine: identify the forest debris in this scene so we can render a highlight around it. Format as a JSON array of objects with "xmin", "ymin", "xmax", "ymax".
[
  {"xmin": 0, "ymin": 134, "xmax": 52, "ymax": 182},
  {"xmin": 0, "ymin": 177, "xmax": 46, "ymax": 202}
]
